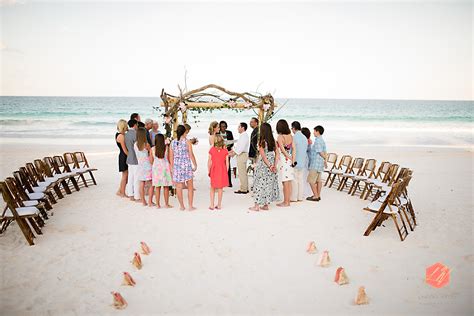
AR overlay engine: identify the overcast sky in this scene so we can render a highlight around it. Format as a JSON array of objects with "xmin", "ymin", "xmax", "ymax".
[{"xmin": 1, "ymin": 0, "xmax": 472, "ymax": 100}]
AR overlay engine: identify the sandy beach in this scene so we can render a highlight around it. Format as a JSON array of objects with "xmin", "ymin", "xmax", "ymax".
[{"xmin": 0, "ymin": 136, "xmax": 472, "ymax": 315}]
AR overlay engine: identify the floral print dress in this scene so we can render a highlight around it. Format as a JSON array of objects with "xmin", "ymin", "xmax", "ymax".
[
  {"xmin": 252, "ymin": 147, "xmax": 280, "ymax": 206},
  {"xmin": 171, "ymin": 139, "xmax": 193, "ymax": 183},
  {"xmin": 152, "ymin": 147, "xmax": 172, "ymax": 187}
]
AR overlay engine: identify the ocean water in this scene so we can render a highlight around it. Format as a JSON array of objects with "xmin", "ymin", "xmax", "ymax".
[{"xmin": 0, "ymin": 96, "xmax": 472, "ymax": 147}]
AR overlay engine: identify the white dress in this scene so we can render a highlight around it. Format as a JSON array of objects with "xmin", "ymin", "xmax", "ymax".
[{"xmin": 279, "ymin": 143, "xmax": 294, "ymax": 182}]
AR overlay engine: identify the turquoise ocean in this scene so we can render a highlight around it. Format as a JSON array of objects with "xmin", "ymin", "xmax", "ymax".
[{"xmin": 0, "ymin": 97, "xmax": 472, "ymax": 147}]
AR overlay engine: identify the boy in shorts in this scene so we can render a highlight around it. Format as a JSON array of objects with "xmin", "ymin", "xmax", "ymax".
[{"xmin": 307, "ymin": 125, "xmax": 327, "ymax": 202}]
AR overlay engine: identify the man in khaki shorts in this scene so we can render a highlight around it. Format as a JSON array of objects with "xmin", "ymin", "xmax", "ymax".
[{"xmin": 306, "ymin": 126, "xmax": 327, "ymax": 202}]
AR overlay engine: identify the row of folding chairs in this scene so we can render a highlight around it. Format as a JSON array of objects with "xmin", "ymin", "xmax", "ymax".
[
  {"xmin": 323, "ymin": 153, "xmax": 416, "ymax": 241},
  {"xmin": 0, "ymin": 152, "xmax": 97, "ymax": 246}
]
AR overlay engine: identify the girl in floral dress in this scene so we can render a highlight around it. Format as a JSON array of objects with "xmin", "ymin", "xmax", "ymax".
[
  {"xmin": 151, "ymin": 134, "xmax": 173, "ymax": 208},
  {"xmin": 170, "ymin": 125, "xmax": 197, "ymax": 211},
  {"xmin": 250, "ymin": 123, "xmax": 280, "ymax": 211},
  {"xmin": 134, "ymin": 127, "xmax": 153, "ymax": 206}
]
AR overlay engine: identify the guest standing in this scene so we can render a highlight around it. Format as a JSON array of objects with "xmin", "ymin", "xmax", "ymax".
[
  {"xmin": 134, "ymin": 127, "xmax": 153, "ymax": 206},
  {"xmin": 248, "ymin": 117, "xmax": 259, "ymax": 163},
  {"xmin": 150, "ymin": 121, "xmax": 160, "ymax": 145},
  {"xmin": 219, "ymin": 121, "xmax": 234, "ymax": 187},
  {"xmin": 290, "ymin": 121, "xmax": 308, "ymax": 202},
  {"xmin": 170, "ymin": 125, "xmax": 197, "ymax": 211},
  {"xmin": 208, "ymin": 135, "xmax": 229, "ymax": 210},
  {"xmin": 276, "ymin": 119, "xmax": 296, "ymax": 207},
  {"xmin": 230, "ymin": 122, "xmax": 250, "ymax": 194},
  {"xmin": 130, "ymin": 113, "xmax": 141, "ymax": 122},
  {"xmin": 125, "ymin": 119, "xmax": 140, "ymax": 201},
  {"xmin": 151, "ymin": 134, "xmax": 173, "ymax": 208},
  {"xmin": 250, "ymin": 123, "xmax": 280, "ymax": 211},
  {"xmin": 208, "ymin": 121, "xmax": 219, "ymax": 146},
  {"xmin": 115, "ymin": 119, "xmax": 129, "ymax": 197},
  {"xmin": 307, "ymin": 125, "xmax": 327, "ymax": 202}
]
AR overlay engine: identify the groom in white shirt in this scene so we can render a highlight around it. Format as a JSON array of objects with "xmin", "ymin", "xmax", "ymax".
[{"xmin": 229, "ymin": 122, "xmax": 250, "ymax": 194}]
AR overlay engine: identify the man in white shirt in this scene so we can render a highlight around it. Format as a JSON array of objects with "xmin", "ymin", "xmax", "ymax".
[{"xmin": 230, "ymin": 122, "xmax": 250, "ymax": 194}]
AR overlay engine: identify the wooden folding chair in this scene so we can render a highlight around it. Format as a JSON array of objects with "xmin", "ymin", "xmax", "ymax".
[
  {"xmin": 0, "ymin": 182, "xmax": 42, "ymax": 245},
  {"xmin": 363, "ymin": 179, "xmax": 409, "ymax": 241},
  {"xmin": 26, "ymin": 162, "xmax": 65, "ymax": 200},
  {"xmin": 397, "ymin": 171, "xmax": 417, "ymax": 230},
  {"xmin": 63, "ymin": 152, "xmax": 94, "ymax": 188},
  {"xmin": 15, "ymin": 168, "xmax": 58, "ymax": 204},
  {"xmin": 323, "ymin": 153, "xmax": 338, "ymax": 181},
  {"xmin": 5, "ymin": 177, "xmax": 49, "ymax": 221},
  {"xmin": 360, "ymin": 161, "xmax": 391, "ymax": 199},
  {"xmin": 41, "ymin": 157, "xmax": 80, "ymax": 193},
  {"xmin": 362, "ymin": 164, "xmax": 399, "ymax": 200},
  {"xmin": 325, "ymin": 155, "xmax": 352, "ymax": 188},
  {"xmin": 53, "ymin": 155, "xmax": 85, "ymax": 189},
  {"xmin": 337, "ymin": 157, "xmax": 365, "ymax": 191},
  {"xmin": 73, "ymin": 152, "xmax": 97, "ymax": 186},
  {"xmin": 11, "ymin": 172, "xmax": 54, "ymax": 209},
  {"xmin": 348, "ymin": 159, "xmax": 377, "ymax": 196}
]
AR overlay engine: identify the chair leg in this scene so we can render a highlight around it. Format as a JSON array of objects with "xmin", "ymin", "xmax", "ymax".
[
  {"xmin": 17, "ymin": 218, "xmax": 35, "ymax": 245},
  {"xmin": 27, "ymin": 217, "xmax": 42, "ymax": 235},
  {"xmin": 70, "ymin": 177, "xmax": 80, "ymax": 191},
  {"xmin": 88, "ymin": 171, "xmax": 97, "ymax": 185},
  {"xmin": 0, "ymin": 219, "xmax": 13, "ymax": 234},
  {"xmin": 60, "ymin": 180, "xmax": 72, "ymax": 195},
  {"xmin": 391, "ymin": 214, "xmax": 408, "ymax": 241},
  {"xmin": 79, "ymin": 174, "xmax": 88, "ymax": 187}
]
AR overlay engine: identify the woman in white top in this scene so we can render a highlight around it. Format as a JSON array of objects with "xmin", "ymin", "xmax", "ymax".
[
  {"xmin": 208, "ymin": 121, "xmax": 220, "ymax": 146},
  {"xmin": 276, "ymin": 119, "xmax": 296, "ymax": 207}
]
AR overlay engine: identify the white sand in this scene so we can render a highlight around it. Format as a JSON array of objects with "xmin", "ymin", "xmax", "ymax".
[{"xmin": 0, "ymin": 137, "xmax": 472, "ymax": 315}]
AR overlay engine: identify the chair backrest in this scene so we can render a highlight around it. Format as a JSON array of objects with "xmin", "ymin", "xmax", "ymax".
[
  {"xmin": 35, "ymin": 159, "xmax": 52, "ymax": 178},
  {"xmin": 26, "ymin": 162, "xmax": 45, "ymax": 183},
  {"xmin": 13, "ymin": 171, "xmax": 33, "ymax": 194},
  {"xmin": 0, "ymin": 182, "xmax": 21, "ymax": 219},
  {"xmin": 74, "ymin": 152, "xmax": 91, "ymax": 168},
  {"xmin": 364, "ymin": 159, "xmax": 377, "ymax": 177},
  {"xmin": 349, "ymin": 157, "xmax": 365, "ymax": 174},
  {"xmin": 64, "ymin": 152, "xmax": 78, "ymax": 169},
  {"xmin": 386, "ymin": 179, "xmax": 404, "ymax": 205},
  {"xmin": 19, "ymin": 167, "xmax": 37, "ymax": 190},
  {"xmin": 326, "ymin": 153, "xmax": 338, "ymax": 170},
  {"xmin": 393, "ymin": 167, "xmax": 410, "ymax": 183},
  {"xmin": 374, "ymin": 162, "xmax": 391, "ymax": 180},
  {"xmin": 383, "ymin": 164, "xmax": 399, "ymax": 184},
  {"xmin": 4, "ymin": 178, "xmax": 26, "ymax": 207},
  {"xmin": 53, "ymin": 155, "xmax": 71, "ymax": 173},
  {"xmin": 5, "ymin": 177, "xmax": 29, "ymax": 202}
]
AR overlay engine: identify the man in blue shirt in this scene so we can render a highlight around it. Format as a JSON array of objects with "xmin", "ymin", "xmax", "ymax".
[
  {"xmin": 290, "ymin": 121, "xmax": 308, "ymax": 202},
  {"xmin": 307, "ymin": 125, "xmax": 327, "ymax": 202}
]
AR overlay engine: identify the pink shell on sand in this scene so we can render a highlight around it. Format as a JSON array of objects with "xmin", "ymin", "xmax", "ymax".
[
  {"xmin": 111, "ymin": 291, "xmax": 128, "ymax": 309},
  {"xmin": 318, "ymin": 250, "xmax": 331, "ymax": 267},
  {"xmin": 355, "ymin": 286, "xmax": 369, "ymax": 305}
]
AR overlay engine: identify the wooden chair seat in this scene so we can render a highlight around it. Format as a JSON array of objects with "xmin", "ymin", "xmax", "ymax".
[
  {"xmin": 26, "ymin": 192, "xmax": 46, "ymax": 200},
  {"xmin": 22, "ymin": 200, "xmax": 40, "ymax": 207},
  {"xmin": 354, "ymin": 175, "xmax": 368, "ymax": 180}
]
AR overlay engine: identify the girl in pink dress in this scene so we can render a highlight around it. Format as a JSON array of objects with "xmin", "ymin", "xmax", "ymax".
[
  {"xmin": 151, "ymin": 134, "xmax": 173, "ymax": 208},
  {"xmin": 208, "ymin": 135, "xmax": 229, "ymax": 210}
]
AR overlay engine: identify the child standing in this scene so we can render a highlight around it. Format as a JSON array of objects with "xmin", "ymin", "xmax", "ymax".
[
  {"xmin": 170, "ymin": 125, "xmax": 197, "ymax": 211},
  {"xmin": 151, "ymin": 134, "xmax": 173, "ymax": 208},
  {"xmin": 307, "ymin": 125, "xmax": 327, "ymax": 202},
  {"xmin": 208, "ymin": 135, "xmax": 229, "ymax": 210},
  {"xmin": 134, "ymin": 127, "xmax": 153, "ymax": 206}
]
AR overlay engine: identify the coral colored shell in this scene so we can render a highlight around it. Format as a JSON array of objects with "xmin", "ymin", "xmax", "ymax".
[
  {"xmin": 334, "ymin": 267, "xmax": 349, "ymax": 285},
  {"xmin": 355, "ymin": 286, "xmax": 369, "ymax": 305},
  {"xmin": 318, "ymin": 250, "xmax": 331, "ymax": 267},
  {"xmin": 111, "ymin": 291, "xmax": 128, "ymax": 309},
  {"xmin": 140, "ymin": 241, "xmax": 151, "ymax": 255},
  {"xmin": 122, "ymin": 272, "xmax": 136, "ymax": 286},
  {"xmin": 306, "ymin": 241, "xmax": 318, "ymax": 254},
  {"xmin": 132, "ymin": 252, "xmax": 142, "ymax": 270}
]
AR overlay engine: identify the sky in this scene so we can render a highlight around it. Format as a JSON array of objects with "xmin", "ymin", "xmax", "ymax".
[{"xmin": 0, "ymin": 0, "xmax": 472, "ymax": 100}]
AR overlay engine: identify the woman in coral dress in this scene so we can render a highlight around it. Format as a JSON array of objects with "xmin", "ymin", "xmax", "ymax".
[{"xmin": 208, "ymin": 135, "xmax": 229, "ymax": 210}]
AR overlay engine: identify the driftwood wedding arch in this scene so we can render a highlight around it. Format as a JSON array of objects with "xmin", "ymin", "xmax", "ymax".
[{"xmin": 160, "ymin": 84, "xmax": 277, "ymax": 134}]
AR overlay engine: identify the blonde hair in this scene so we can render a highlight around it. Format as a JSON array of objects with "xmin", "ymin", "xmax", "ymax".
[
  {"xmin": 116, "ymin": 119, "xmax": 128, "ymax": 134},
  {"xmin": 214, "ymin": 134, "xmax": 225, "ymax": 149},
  {"xmin": 136, "ymin": 127, "xmax": 147, "ymax": 151},
  {"xmin": 208, "ymin": 121, "xmax": 219, "ymax": 135}
]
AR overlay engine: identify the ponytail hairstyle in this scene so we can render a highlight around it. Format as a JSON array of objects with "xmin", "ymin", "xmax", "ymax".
[
  {"xmin": 154, "ymin": 134, "xmax": 166, "ymax": 159},
  {"xmin": 176, "ymin": 124, "xmax": 186, "ymax": 141}
]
